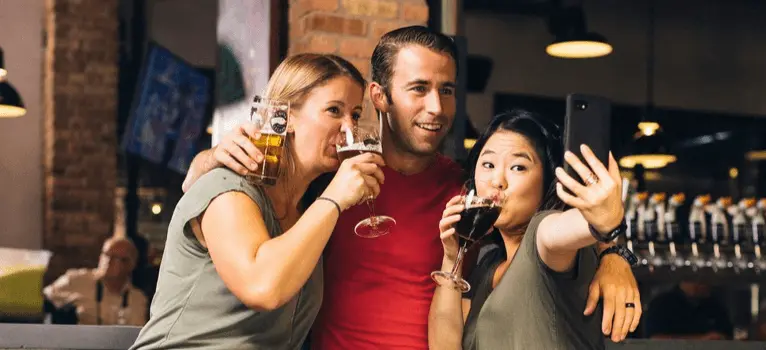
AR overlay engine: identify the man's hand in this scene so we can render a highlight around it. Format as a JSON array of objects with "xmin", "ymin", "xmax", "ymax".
[
  {"xmin": 181, "ymin": 122, "xmax": 264, "ymax": 193},
  {"xmin": 584, "ymin": 253, "xmax": 641, "ymax": 342},
  {"xmin": 211, "ymin": 122, "xmax": 264, "ymax": 175}
]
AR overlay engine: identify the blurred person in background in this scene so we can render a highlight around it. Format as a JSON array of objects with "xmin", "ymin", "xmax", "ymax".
[
  {"xmin": 750, "ymin": 302, "xmax": 766, "ymax": 341},
  {"xmin": 644, "ymin": 281, "xmax": 732, "ymax": 340},
  {"xmin": 43, "ymin": 236, "xmax": 148, "ymax": 326}
]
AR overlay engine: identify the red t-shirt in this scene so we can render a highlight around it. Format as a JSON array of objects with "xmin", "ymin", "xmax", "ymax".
[{"xmin": 311, "ymin": 155, "xmax": 465, "ymax": 349}]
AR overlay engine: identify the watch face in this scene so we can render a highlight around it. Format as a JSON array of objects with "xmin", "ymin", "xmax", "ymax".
[{"xmin": 621, "ymin": 247, "xmax": 639, "ymax": 266}]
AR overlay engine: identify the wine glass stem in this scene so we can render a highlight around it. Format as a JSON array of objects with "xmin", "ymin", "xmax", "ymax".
[
  {"xmin": 366, "ymin": 198, "xmax": 378, "ymax": 228},
  {"xmin": 450, "ymin": 245, "xmax": 468, "ymax": 277}
]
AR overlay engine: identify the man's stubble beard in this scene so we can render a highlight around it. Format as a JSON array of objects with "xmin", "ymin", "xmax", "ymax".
[{"xmin": 384, "ymin": 111, "xmax": 447, "ymax": 158}]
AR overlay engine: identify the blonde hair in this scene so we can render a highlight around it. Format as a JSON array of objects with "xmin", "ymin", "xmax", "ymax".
[
  {"xmin": 263, "ymin": 53, "xmax": 366, "ymax": 109},
  {"xmin": 257, "ymin": 54, "xmax": 366, "ymax": 199}
]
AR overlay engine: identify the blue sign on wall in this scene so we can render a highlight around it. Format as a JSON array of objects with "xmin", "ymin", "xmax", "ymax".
[{"xmin": 121, "ymin": 43, "xmax": 211, "ymax": 174}]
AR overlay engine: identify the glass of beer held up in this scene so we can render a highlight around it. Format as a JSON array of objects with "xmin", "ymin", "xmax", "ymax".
[
  {"xmin": 336, "ymin": 124, "xmax": 396, "ymax": 238},
  {"xmin": 245, "ymin": 95, "xmax": 289, "ymax": 186}
]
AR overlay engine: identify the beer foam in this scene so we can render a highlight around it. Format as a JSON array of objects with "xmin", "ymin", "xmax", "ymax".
[{"xmin": 337, "ymin": 142, "xmax": 381, "ymax": 153}]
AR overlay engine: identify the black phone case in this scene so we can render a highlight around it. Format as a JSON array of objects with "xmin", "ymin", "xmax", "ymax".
[{"xmin": 563, "ymin": 93, "xmax": 611, "ymax": 182}]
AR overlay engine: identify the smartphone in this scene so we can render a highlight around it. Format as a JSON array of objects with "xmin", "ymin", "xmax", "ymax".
[{"xmin": 563, "ymin": 93, "xmax": 611, "ymax": 182}]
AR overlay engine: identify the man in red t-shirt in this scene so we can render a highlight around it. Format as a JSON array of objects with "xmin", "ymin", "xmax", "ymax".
[
  {"xmin": 183, "ymin": 26, "xmax": 642, "ymax": 348},
  {"xmin": 307, "ymin": 27, "xmax": 466, "ymax": 349}
]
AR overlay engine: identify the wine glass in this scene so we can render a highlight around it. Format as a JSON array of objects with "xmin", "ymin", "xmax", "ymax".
[
  {"xmin": 336, "ymin": 124, "xmax": 396, "ymax": 238},
  {"xmin": 431, "ymin": 182, "xmax": 506, "ymax": 293}
]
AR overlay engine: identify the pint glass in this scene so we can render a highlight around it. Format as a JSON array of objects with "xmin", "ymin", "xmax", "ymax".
[{"xmin": 245, "ymin": 95, "xmax": 289, "ymax": 186}]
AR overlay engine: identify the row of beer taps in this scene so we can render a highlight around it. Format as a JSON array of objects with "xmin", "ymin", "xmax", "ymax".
[{"xmin": 623, "ymin": 192, "xmax": 766, "ymax": 273}]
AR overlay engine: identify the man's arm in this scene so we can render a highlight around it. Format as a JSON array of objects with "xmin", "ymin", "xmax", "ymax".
[
  {"xmin": 182, "ymin": 148, "xmax": 217, "ymax": 193},
  {"xmin": 182, "ymin": 123, "xmax": 265, "ymax": 192},
  {"xmin": 584, "ymin": 243, "xmax": 641, "ymax": 343},
  {"xmin": 43, "ymin": 269, "xmax": 83, "ymax": 308}
]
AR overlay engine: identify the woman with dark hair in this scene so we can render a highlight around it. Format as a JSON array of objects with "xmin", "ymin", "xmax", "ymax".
[{"xmin": 428, "ymin": 109, "xmax": 634, "ymax": 349}]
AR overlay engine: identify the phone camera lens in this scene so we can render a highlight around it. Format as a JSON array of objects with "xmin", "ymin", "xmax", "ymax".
[{"xmin": 575, "ymin": 100, "xmax": 588, "ymax": 111}]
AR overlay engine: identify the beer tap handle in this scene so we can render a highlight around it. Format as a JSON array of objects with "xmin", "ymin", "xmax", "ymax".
[
  {"xmin": 689, "ymin": 194, "xmax": 710, "ymax": 244},
  {"xmin": 665, "ymin": 193, "xmax": 684, "ymax": 266},
  {"xmin": 643, "ymin": 193, "xmax": 658, "ymax": 243},
  {"xmin": 625, "ymin": 194, "xmax": 639, "ymax": 242},
  {"xmin": 636, "ymin": 192, "xmax": 649, "ymax": 242},
  {"xmin": 731, "ymin": 199, "xmax": 751, "ymax": 245},
  {"xmin": 713, "ymin": 197, "xmax": 732, "ymax": 245},
  {"xmin": 651, "ymin": 193, "xmax": 667, "ymax": 242},
  {"xmin": 753, "ymin": 199, "xmax": 766, "ymax": 246}
]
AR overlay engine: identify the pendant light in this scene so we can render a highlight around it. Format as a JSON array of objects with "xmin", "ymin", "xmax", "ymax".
[
  {"xmin": 619, "ymin": 0, "xmax": 676, "ymax": 169},
  {"xmin": 463, "ymin": 118, "xmax": 480, "ymax": 150},
  {"xmin": 0, "ymin": 46, "xmax": 27, "ymax": 118},
  {"xmin": 546, "ymin": 7, "xmax": 613, "ymax": 59}
]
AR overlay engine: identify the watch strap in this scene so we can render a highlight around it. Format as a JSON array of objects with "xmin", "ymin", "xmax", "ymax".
[
  {"xmin": 589, "ymin": 218, "xmax": 626, "ymax": 243},
  {"xmin": 599, "ymin": 245, "xmax": 638, "ymax": 266}
]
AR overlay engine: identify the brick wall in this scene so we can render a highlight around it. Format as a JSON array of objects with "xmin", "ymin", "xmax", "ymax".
[
  {"xmin": 43, "ymin": 0, "xmax": 119, "ymax": 281},
  {"xmin": 289, "ymin": 0, "xmax": 430, "ymax": 77}
]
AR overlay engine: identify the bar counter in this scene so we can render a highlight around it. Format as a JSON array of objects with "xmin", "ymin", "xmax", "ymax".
[{"xmin": 1, "ymin": 323, "xmax": 765, "ymax": 349}]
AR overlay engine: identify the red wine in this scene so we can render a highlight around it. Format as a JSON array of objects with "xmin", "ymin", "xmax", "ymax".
[
  {"xmin": 456, "ymin": 205, "xmax": 501, "ymax": 247},
  {"xmin": 337, "ymin": 143, "xmax": 382, "ymax": 162}
]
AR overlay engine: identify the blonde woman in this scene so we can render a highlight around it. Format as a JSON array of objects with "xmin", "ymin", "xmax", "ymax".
[{"xmin": 130, "ymin": 54, "xmax": 382, "ymax": 350}]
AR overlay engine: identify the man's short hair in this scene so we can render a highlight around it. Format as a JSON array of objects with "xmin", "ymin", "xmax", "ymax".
[{"xmin": 370, "ymin": 25, "xmax": 458, "ymax": 102}]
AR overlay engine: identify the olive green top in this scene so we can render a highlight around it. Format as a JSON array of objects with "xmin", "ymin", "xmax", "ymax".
[
  {"xmin": 462, "ymin": 210, "xmax": 604, "ymax": 350},
  {"xmin": 130, "ymin": 168, "xmax": 323, "ymax": 350}
]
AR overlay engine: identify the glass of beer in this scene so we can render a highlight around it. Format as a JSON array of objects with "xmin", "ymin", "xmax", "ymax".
[
  {"xmin": 336, "ymin": 124, "xmax": 395, "ymax": 238},
  {"xmin": 431, "ymin": 182, "xmax": 505, "ymax": 293},
  {"xmin": 245, "ymin": 95, "xmax": 289, "ymax": 186}
]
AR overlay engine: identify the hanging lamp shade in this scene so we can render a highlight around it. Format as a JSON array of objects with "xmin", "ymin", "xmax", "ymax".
[
  {"xmin": 619, "ymin": 124, "xmax": 676, "ymax": 169},
  {"xmin": 0, "ymin": 46, "xmax": 26, "ymax": 118},
  {"xmin": 546, "ymin": 32, "xmax": 612, "ymax": 59},
  {"xmin": 463, "ymin": 118, "xmax": 480, "ymax": 150},
  {"xmin": 633, "ymin": 0, "xmax": 662, "ymax": 142},
  {"xmin": 546, "ymin": 7, "xmax": 613, "ymax": 59},
  {"xmin": 0, "ymin": 46, "xmax": 7, "ymax": 80},
  {"xmin": 637, "ymin": 121, "xmax": 660, "ymax": 136},
  {"xmin": 619, "ymin": 0, "xmax": 673, "ymax": 169},
  {"xmin": 0, "ymin": 82, "xmax": 25, "ymax": 118}
]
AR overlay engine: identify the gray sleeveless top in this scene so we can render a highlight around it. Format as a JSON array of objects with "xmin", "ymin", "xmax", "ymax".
[
  {"xmin": 462, "ymin": 210, "xmax": 604, "ymax": 350},
  {"xmin": 130, "ymin": 168, "xmax": 323, "ymax": 350}
]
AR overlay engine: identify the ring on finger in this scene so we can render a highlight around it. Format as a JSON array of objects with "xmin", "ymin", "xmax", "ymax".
[
  {"xmin": 585, "ymin": 173, "xmax": 599, "ymax": 186},
  {"xmin": 625, "ymin": 302, "xmax": 636, "ymax": 308}
]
